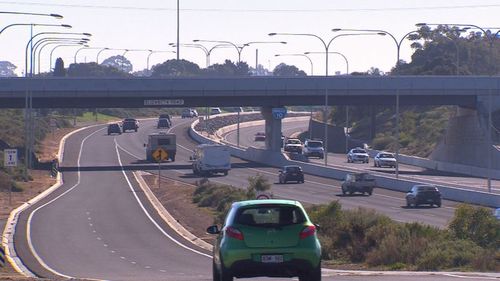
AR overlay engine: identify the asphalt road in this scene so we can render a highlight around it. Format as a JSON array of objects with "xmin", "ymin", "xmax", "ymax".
[
  {"xmin": 223, "ymin": 118, "xmax": 500, "ymax": 194},
  {"xmin": 12, "ymin": 117, "xmax": 497, "ymax": 281}
]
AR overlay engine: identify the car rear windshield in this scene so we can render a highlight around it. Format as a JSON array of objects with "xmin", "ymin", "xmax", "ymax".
[
  {"xmin": 286, "ymin": 166, "xmax": 301, "ymax": 172},
  {"xmin": 157, "ymin": 139, "xmax": 171, "ymax": 145},
  {"xmin": 235, "ymin": 205, "xmax": 306, "ymax": 227},
  {"xmin": 379, "ymin": 154, "xmax": 394, "ymax": 158},
  {"xmin": 287, "ymin": 139, "xmax": 301, "ymax": 144},
  {"xmin": 307, "ymin": 141, "xmax": 322, "ymax": 147},
  {"xmin": 353, "ymin": 149, "xmax": 366, "ymax": 153}
]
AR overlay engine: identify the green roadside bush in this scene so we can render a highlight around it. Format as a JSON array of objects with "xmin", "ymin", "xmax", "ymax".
[{"xmin": 307, "ymin": 201, "xmax": 499, "ymax": 271}]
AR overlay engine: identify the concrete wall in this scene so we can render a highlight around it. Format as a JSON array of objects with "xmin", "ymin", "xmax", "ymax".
[{"xmin": 190, "ymin": 118, "xmax": 500, "ymax": 208}]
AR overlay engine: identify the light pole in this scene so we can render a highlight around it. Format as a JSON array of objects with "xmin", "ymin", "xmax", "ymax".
[
  {"xmin": 50, "ymin": 43, "xmax": 87, "ymax": 72},
  {"xmin": 418, "ymin": 23, "xmax": 497, "ymax": 192},
  {"xmin": 25, "ymin": 31, "xmax": 91, "ymax": 76},
  {"xmin": 270, "ymin": 32, "xmax": 384, "ymax": 166},
  {"xmin": 36, "ymin": 38, "xmax": 88, "ymax": 73},
  {"xmin": 146, "ymin": 50, "xmax": 176, "ymax": 70},
  {"xmin": 274, "ymin": 53, "xmax": 314, "ymax": 75},
  {"xmin": 305, "ymin": 51, "xmax": 350, "ymax": 152},
  {"xmin": 96, "ymin": 48, "xmax": 127, "ymax": 64},
  {"xmin": 333, "ymin": 28, "xmax": 420, "ymax": 177},
  {"xmin": 193, "ymin": 39, "xmax": 286, "ymax": 62},
  {"xmin": 0, "ymin": 23, "xmax": 71, "ymax": 36},
  {"xmin": 74, "ymin": 46, "xmax": 106, "ymax": 63},
  {"xmin": 0, "ymin": 11, "xmax": 62, "ymax": 18},
  {"xmin": 170, "ymin": 42, "xmax": 231, "ymax": 67}
]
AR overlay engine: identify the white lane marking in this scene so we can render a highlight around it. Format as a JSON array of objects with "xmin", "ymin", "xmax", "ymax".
[
  {"xmin": 114, "ymin": 138, "xmax": 212, "ymax": 259},
  {"xmin": 442, "ymin": 274, "xmax": 498, "ymax": 280},
  {"xmin": 26, "ymin": 126, "xmax": 106, "ymax": 280}
]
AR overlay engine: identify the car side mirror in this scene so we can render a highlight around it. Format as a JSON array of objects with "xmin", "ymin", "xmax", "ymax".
[
  {"xmin": 143, "ymin": 143, "xmax": 146, "ymax": 148},
  {"xmin": 206, "ymin": 225, "xmax": 220, "ymax": 234},
  {"xmin": 314, "ymin": 224, "xmax": 321, "ymax": 232}
]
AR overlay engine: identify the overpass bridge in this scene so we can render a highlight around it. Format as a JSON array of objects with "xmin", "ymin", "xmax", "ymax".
[
  {"xmin": 0, "ymin": 76, "xmax": 494, "ymax": 108},
  {"xmin": 0, "ymin": 75, "xmax": 498, "ymax": 169}
]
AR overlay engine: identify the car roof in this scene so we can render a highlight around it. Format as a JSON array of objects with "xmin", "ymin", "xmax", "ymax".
[
  {"xmin": 284, "ymin": 165, "xmax": 301, "ymax": 168},
  {"xmin": 233, "ymin": 199, "xmax": 302, "ymax": 208}
]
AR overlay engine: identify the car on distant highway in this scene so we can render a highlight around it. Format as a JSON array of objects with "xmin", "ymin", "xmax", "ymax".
[
  {"xmin": 284, "ymin": 138, "xmax": 303, "ymax": 154},
  {"xmin": 107, "ymin": 123, "xmax": 122, "ymax": 135},
  {"xmin": 341, "ymin": 172, "xmax": 375, "ymax": 196},
  {"xmin": 211, "ymin": 107, "xmax": 222, "ymax": 115},
  {"xmin": 181, "ymin": 108, "xmax": 198, "ymax": 118},
  {"xmin": 347, "ymin": 147, "xmax": 369, "ymax": 163},
  {"xmin": 303, "ymin": 139, "xmax": 324, "ymax": 159},
  {"xmin": 122, "ymin": 118, "xmax": 139, "ymax": 132},
  {"xmin": 254, "ymin": 132, "xmax": 266, "ymax": 141},
  {"xmin": 207, "ymin": 199, "xmax": 321, "ymax": 281},
  {"xmin": 494, "ymin": 208, "xmax": 500, "ymax": 220},
  {"xmin": 406, "ymin": 185, "xmax": 442, "ymax": 208},
  {"xmin": 373, "ymin": 152, "xmax": 397, "ymax": 168},
  {"xmin": 157, "ymin": 118, "xmax": 171, "ymax": 129},
  {"xmin": 279, "ymin": 165, "xmax": 305, "ymax": 184}
]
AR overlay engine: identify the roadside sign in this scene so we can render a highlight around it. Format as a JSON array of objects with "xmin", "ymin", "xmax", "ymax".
[
  {"xmin": 152, "ymin": 148, "xmax": 168, "ymax": 162},
  {"xmin": 272, "ymin": 107, "xmax": 287, "ymax": 120},
  {"xmin": 144, "ymin": 99, "xmax": 184, "ymax": 106},
  {"xmin": 256, "ymin": 191, "xmax": 272, "ymax": 200},
  {"xmin": 4, "ymin": 149, "xmax": 17, "ymax": 167}
]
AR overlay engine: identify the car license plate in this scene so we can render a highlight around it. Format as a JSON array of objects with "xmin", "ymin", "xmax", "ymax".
[{"xmin": 261, "ymin": 255, "xmax": 283, "ymax": 263}]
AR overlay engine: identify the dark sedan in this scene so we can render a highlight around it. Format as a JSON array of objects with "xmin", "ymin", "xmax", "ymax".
[{"xmin": 279, "ymin": 165, "xmax": 305, "ymax": 184}]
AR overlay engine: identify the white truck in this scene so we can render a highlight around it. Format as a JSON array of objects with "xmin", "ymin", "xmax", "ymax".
[
  {"xmin": 191, "ymin": 144, "xmax": 231, "ymax": 176},
  {"xmin": 145, "ymin": 132, "xmax": 176, "ymax": 162}
]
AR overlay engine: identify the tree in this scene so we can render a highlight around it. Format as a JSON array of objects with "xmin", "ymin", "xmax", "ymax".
[
  {"xmin": 0, "ymin": 61, "xmax": 17, "ymax": 77},
  {"xmin": 272, "ymin": 63, "xmax": 307, "ymax": 76},
  {"xmin": 53, "ymin": 57, "xmax": 66, "ymax": 77},
  {"xmin": 203, "ymin": 60, "xmax": 250, "ymax": 76},
  {"xmin": 101, "ymin": 55, "xmax": 133, "ymax": 73},
  {"xmin": 151, "ymin": 59, "xmax": 201, "ymax": 77},
  {"xmin": 67, "ymin": 62, "xmax": 131, "ymax": 78}
]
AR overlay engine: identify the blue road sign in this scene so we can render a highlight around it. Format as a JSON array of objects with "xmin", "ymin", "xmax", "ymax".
[{"xmin": 272, "ymin": 107, "xmax": 287, "ymax": 120}]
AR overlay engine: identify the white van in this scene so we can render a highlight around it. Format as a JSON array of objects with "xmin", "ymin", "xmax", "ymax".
[{"xmin": 191, "ymin": 144, "xmax": 231, "ymax": 176}]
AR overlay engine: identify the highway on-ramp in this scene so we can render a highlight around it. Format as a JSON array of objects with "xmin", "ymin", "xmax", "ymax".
[{"xmin": 11, "ymin": 117, "xmax": 496, "ymax": 281}]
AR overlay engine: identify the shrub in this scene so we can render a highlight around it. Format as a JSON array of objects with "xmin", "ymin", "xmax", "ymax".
[
  {"xmin": 416, "ymin": 239, "xmax": 484, "ymax": 270},
  {"xmin": 449, "ymin": 204, "xmax": 500, "ymax": 248},
  {"xmin": 247, "ymin": 173, "xmax": 271, "ymax": 193}
]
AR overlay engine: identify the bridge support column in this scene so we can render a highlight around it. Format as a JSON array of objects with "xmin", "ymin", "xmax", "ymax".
[{"xmin": 261, "ymin": 106, "xmax": 283, "ymax": 152}]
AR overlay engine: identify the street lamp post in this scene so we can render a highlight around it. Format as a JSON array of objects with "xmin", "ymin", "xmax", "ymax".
[
  {"xmin": 74, "ymin": 46, "xmax": 110, "ymax": 64},
  {"xmin": 305, "ymin": 51, "xmax": 350, "ymax": 152},
  {"xmin": 170, "ymin": 42, "xmax": 232, "ymax": 67},
  {"xmin": 0, "ymin": 11, "xmax": 63, "ymax": 18},
  {"xmin": 147, "ymin": 50, "xmax": 176, "ymax": 70},
  {"xmin": 50, "ymin": 43, "xmax": 86, "ymax": 72},
  {"xmin": 270, "ymin": 32, "xmax": 383, "ymax": 166},
  {"xmin": 193, "ymin": 39, "xmax": 286, "ymax": 63},
  {"xmin": 96, "ymin": 48, "xmax": 127, "ymax": 64},
  {"xmin": 274, "ymin": 53, "xmax": 314, "ymax": 75},
  {"xmin": 35, "ymin": 38, "xmax": 88, "ymax": 73},
  {"xmin": 0, "ymin": 23, "xmax": 71, "ymax": 36}
]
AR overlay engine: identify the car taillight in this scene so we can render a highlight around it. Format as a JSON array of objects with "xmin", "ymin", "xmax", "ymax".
[
  {"xmin": 225, "ymin": 226, "xmax": 244, "ymax": 240},
  {"xmin": 299, "ymin": 225, "xmax": 316, "ymax": 239}
]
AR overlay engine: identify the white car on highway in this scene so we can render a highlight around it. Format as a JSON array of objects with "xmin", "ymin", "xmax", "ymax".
[
  {"xmin": 374, "ymin": 152, "xmax": 397, "ymax": 168},
  {"xmin": 303, "ymin": 139, "xmax": 324, "ymax": 159},
  {"xmin": 347, "ymin": 147, "xmax": 369, "ymax": 163}
]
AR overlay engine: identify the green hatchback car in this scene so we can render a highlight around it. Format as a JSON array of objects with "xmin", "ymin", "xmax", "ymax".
[{"xmin": 207, "ymin": 199, "xmax": 322, "ymax": 281}]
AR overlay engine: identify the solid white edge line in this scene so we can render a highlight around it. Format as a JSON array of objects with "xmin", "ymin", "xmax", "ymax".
[
  {"xmin": 1, "ymin": 123, "xmax": 106, "ymax": 278},
  {"xmin": 113, "ymin": 138, "xmax": 212, "ymax": 259},
  {"xmin": 26, "ymin": 126, "xmax": 106, "ymax": 280}
]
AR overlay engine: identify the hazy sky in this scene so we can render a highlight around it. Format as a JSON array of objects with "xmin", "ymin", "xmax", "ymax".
[{"xmin": 1, "ymin": 0, "xmax": 500, "ymax": 76}]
